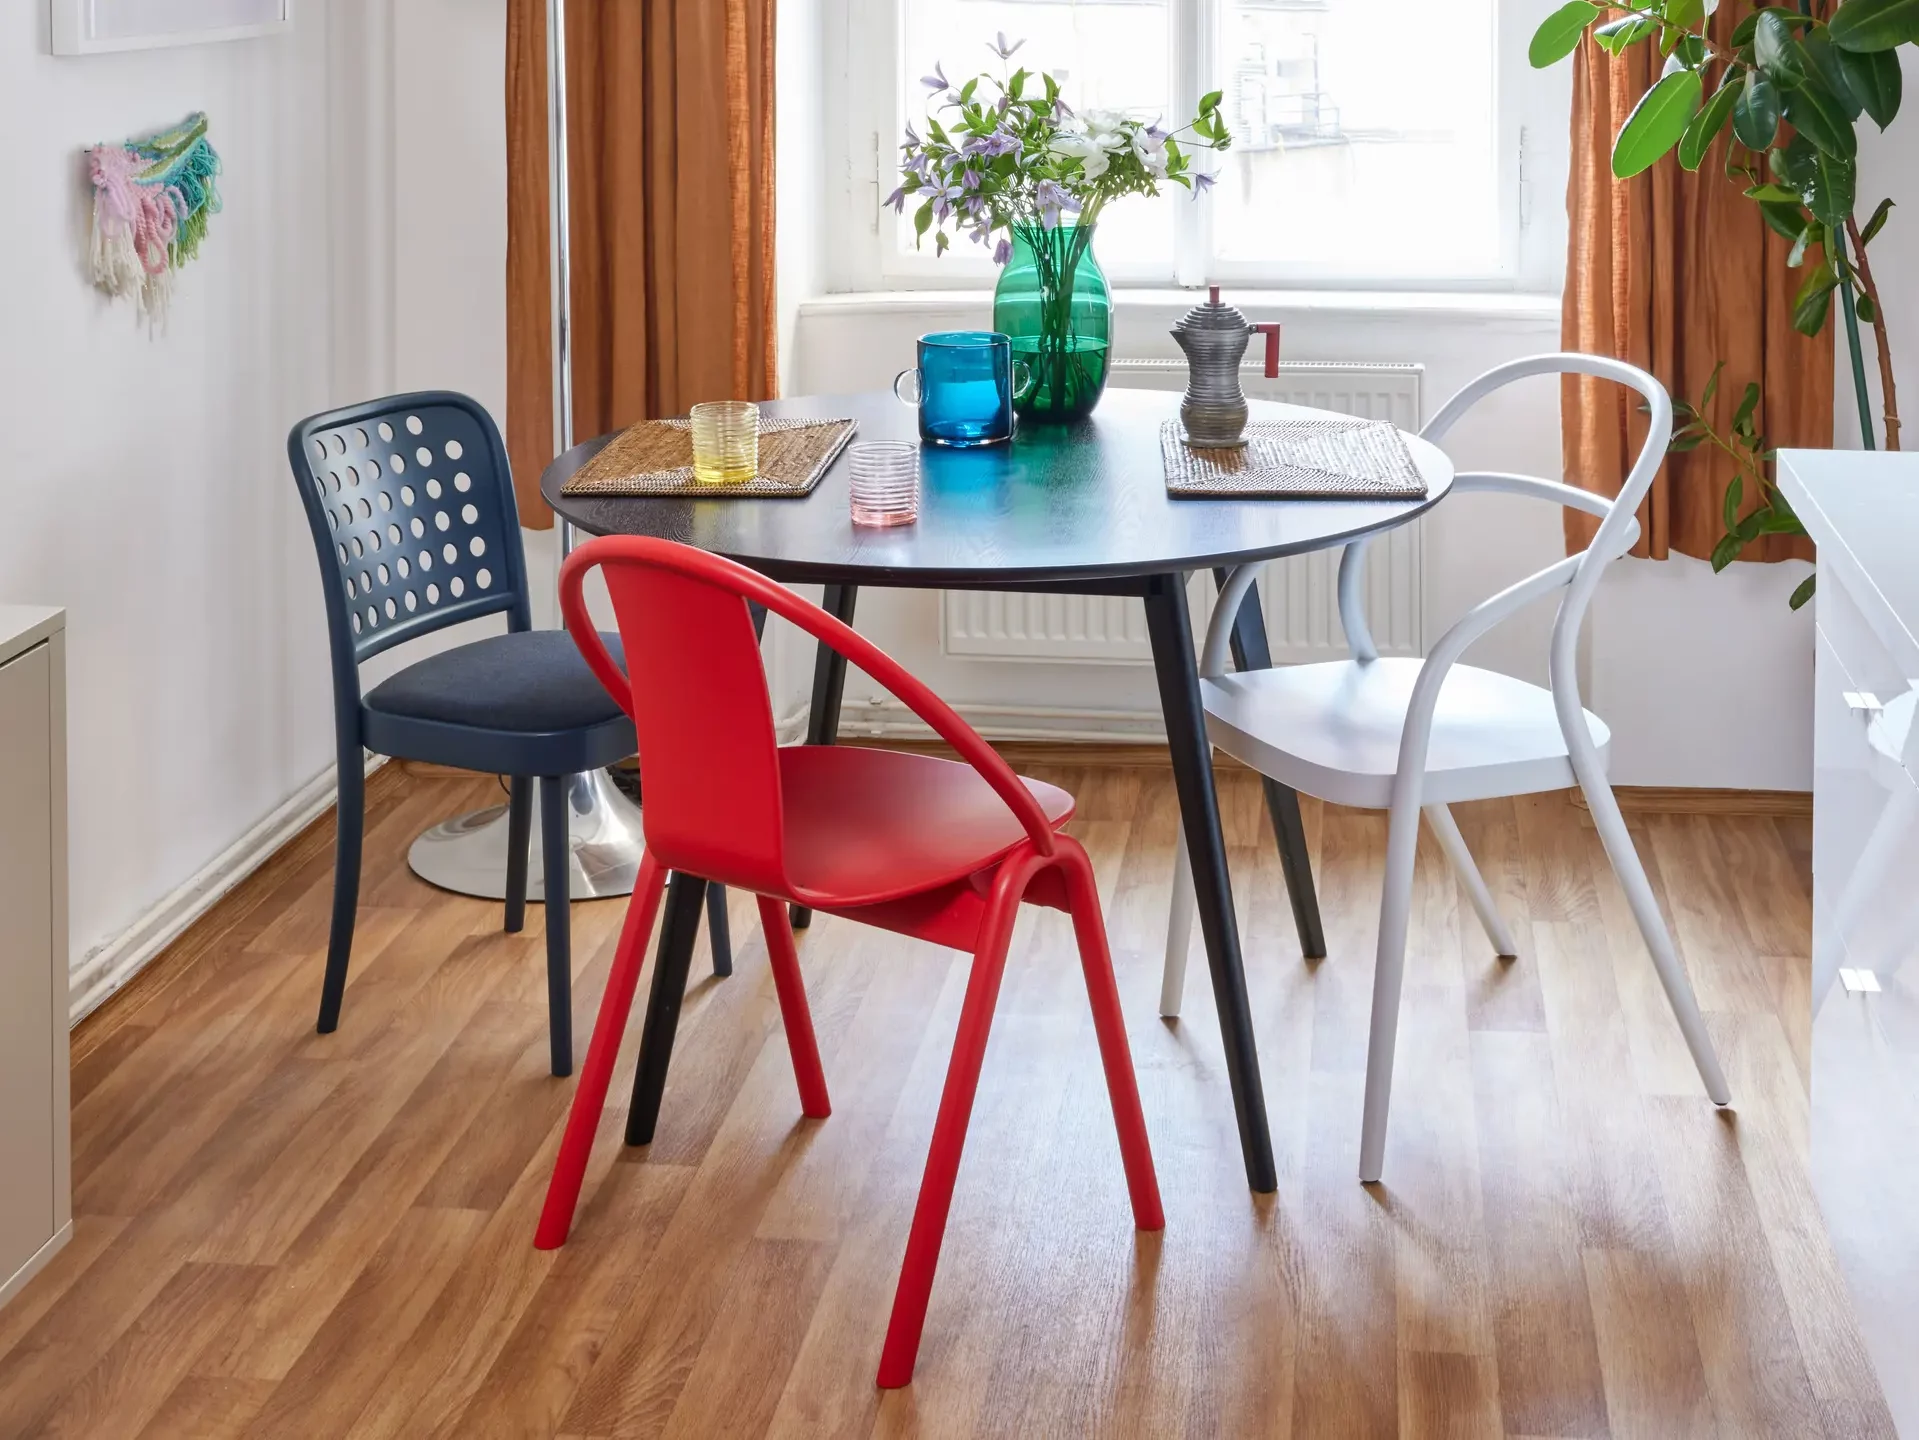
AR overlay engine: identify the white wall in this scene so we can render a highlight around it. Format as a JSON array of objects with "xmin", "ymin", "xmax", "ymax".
[{"xmin": 0, "ymin": 7, "xmax": 355, "ymax": 991}]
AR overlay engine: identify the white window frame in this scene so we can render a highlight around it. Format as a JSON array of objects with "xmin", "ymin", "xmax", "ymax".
[{"xmin": 824, "ymin": 0, "xmax": 1568, "ymax": 296}]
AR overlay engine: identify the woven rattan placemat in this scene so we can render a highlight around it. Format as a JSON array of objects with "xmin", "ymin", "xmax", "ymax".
[
  {"xmin": 1163, "ymin": 417, "xmax": 1427, "ymax": 500},
  {"xmin": 560, "ymin": 416, "xmax": 856, "ymax": 498}
]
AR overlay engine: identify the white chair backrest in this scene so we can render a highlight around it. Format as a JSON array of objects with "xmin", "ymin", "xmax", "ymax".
[{"xmin": 1201, "ymin": 353, "xmax": 1670, "ymax": 774}]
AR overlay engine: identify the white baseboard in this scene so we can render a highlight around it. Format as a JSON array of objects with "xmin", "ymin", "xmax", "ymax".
[
  {"xmin": 67, "ymin": 755, "xmax": 385, "ymax": 1026},
  {"xmin": 0, "ymin": 1222, "xmax": 72, "ymax": 1312},
  {"xmin": 829, "ymin": 697, "xmax": 1168, "ymax": 744}
]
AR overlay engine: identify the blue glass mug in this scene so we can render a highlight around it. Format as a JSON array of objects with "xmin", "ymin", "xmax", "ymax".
[{"xmin": 893, "ymin": 331, "xmax": 1034, "ymax": 447}]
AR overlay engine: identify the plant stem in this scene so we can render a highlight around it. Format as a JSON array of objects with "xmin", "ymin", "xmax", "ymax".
[
  {"xmin": 1845, "ymin": 214, "xmax": 1902, "ymax": 451},
  {"xmin": 1833, "ymin": 229, "xmax": 1877, "ymax": 452}
]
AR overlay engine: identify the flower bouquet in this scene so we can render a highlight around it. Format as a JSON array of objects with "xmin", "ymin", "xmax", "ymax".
[{"xmin": 887, "ymin": 36, "xmax": 1232, "ymax": 422}]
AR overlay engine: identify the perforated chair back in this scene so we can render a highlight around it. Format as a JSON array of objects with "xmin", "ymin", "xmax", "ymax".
[{"xmin": 287, "ymin": 392, "xmax": 533, "ymax": 685}]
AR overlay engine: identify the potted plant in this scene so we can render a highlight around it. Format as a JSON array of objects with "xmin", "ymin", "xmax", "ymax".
[
  {"xmin": 1529, "ymin": 0, "xmax": 1919, "ymax": 604},
  {"xmin": 887, "ymin": 35, "xmax": 1232, "ymax": 423}
]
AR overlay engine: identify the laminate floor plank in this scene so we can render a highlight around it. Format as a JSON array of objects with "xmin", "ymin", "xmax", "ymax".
[{"xmin": 0, "ymin": 766, "xmax": 1893, "ymax": 1437}]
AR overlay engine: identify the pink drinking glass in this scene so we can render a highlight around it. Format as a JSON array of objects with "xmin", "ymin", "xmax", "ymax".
[{"xmin": 848, "ymin": 442, "xmax": 920, "ymax": 527}]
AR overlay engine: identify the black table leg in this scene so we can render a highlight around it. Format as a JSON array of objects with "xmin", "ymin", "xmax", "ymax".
[
  {"xmin": 1211, "ymin": 568, "xmax": 1327, "ymax": 960},
  {"xmin": 1145, "ymin": 572, "xmax": 1277, "ymax": 1194},
  {"xmin": 790, "ymin": 583, "xmax": 858, "ymax": 930},
  {"xmin": 626, "ymin": 870, "xmax": 709, "ymax": 1146}
]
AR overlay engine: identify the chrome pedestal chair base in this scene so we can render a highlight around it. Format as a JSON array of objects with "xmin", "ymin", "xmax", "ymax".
[{"xmin": 408, "ymin": 767, "xmax": 645, "ymax": 901}]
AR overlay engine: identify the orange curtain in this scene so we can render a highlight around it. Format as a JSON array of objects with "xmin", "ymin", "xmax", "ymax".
[
  {"xmin": 1562, "ymin": 14, "xmax": 1824, "ymax": 560},
  {"xmin": 505, "ymin": 0, "xmax": 778, "ymax": 527}
]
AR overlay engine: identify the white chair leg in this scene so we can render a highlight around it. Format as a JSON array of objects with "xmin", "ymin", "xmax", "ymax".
[
  {"xmin": 1580, "ymin": 777, "xmax": 1732, "ymax": 1106},
  {"xmin": 1422, "ymin": 802, "xmax": 1518, "ymax": 957},
  {"xmin": 1160, "ymin": 828, "xmax": 1196, "ymax": 1018},
  {"xmin": 1359, "ymin": 792, "xmax": 1423, "ymax": 1183}
]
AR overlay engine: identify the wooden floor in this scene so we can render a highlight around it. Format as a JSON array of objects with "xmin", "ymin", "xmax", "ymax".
[{"xmin": 0, "ymin": 762, "xmax": 1895, "ymax": 1438}]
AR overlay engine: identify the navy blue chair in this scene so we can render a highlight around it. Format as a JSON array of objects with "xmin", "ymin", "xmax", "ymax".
[{"xmin": 287, "ymin": 391, "xmax": 723, "ymax": 1077}]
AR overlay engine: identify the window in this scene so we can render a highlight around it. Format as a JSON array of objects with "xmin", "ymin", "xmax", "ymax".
[{"xmin": 835, "ymin": 0, "xmax": 1562, "ymax": 291}]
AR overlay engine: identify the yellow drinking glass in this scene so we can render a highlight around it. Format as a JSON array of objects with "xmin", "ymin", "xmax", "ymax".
[{"xmin": 689, "ymin": 400, "xmax": 760, "ymax": 484}]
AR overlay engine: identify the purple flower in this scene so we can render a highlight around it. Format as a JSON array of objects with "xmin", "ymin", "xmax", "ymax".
[
  {"xmin": 920, "ymin": 62, "xmax": 949, "ymax": 93},
  {"xmin": 993, "ymin": 236, "xmax": 1012, "ymax": 265},
  {"xmin": 1054, "ymin": 96, "xmax": 1075, "ymax": 119},
  {"xmin": 883, "ymin": 184, "xmax": 908, "ymax": 213},
  {"xmin": 961, "ymin": 167, "xmax": 981, "ymax": 190},
  {"xmin": 966, "ymin": 129, "xmax": 1022, "ymax": 159},
  {"xmin": 1192, "ymin": 171, "xmax": 1217, "ymax": 193},
  {"xmin": 1033, "ymin": 178, "xmax": 1081, "ymax": 229},
  {"xmin": 990, "ymin": 32, "xmax": 1025, "ymax": 60}
]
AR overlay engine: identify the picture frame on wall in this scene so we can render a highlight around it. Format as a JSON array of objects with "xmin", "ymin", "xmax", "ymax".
[{"xmin": 51, "ymin": 0, "xmax": 292, "ymax": 56}]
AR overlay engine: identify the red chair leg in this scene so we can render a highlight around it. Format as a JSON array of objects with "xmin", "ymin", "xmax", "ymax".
[
  {"xmin": 1059, "ymin": 838, "xmax": 1164, "ymax": 1232},
  {"xmin": 756, "ymin": 895, "xmax": 831, "ymax": 1119},
  {"xmin": 875, "ymin": 852, "xmax": 1040, "ymax": 1389},
  {"xmin": 535, "ymin": 852, "xmax": 668, "ymax": 1250}
]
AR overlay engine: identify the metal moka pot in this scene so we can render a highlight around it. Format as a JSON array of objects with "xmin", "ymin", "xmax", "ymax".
[{"xmin": 1172, "ymin": 287, "xmax": 1282, "ymax": 448}]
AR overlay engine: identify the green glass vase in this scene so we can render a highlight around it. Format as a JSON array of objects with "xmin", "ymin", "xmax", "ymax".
[{"xmin": 992, "ymin": 223, "xmax": 1111, "ymax": 424}]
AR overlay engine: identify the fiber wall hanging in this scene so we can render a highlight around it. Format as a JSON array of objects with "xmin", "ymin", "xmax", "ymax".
[{"xmin": 86, "ymin": 112, "xmax": 223, "ymax": 324}]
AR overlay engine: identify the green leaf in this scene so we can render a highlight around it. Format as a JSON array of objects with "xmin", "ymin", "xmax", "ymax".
[
  {"xmin": 1803, "ymin": 32, "xmax": 1867, "ymax": 119},
  {"xmin": 1838, "ymin": 46, "xmax": 1903, "ymax": 126},
  {"xmin": 1723, "ymin": 473, "xmax": 1745, "ymax": 532},
  {"xmin": 1008, "ymin": 67, "xmax": 1029, "ymax": 99},
  {"xmin": 1711, "ymin": 531, "xmax": 1746, "ymax": 571},
  {"xmin": 1789, "ymin": 574, "xmax": 1817, "ymax": 608},
  {"xmin": 1733, "ymin": 381, "xmax": 1764, "ymax": 431},
  {"xmin": 1803, "ymin": 150, "xmax": 1858, "ymax": 227},
  {"xmin": 1530, "ymin": 1, "xmax": 1602, "ymax": 67},
  {"xmin": 1785, "ymin": 76, "xmax": 1860, "ymax": 157},
  {"xmin": 1702, "ymin": 359, "xmax": 1724, "ymax": 409},
  {"xmin": 1595, "ymin": 13, "xmax": 1660, "ymax": 52},
  {"xmin": 1862, "ymin": 195, "xmax": 1895, "ymax": 243},
  {"xmin": 1199, "ymin": 89, "xmax": 1224, "ymax": 113},
  {"xmin": 1613, "ymin": 69, "xmax": 1704, "ymax": 177},
  {"xmin": 1759, "ymin": 508, "xmax": 1809, "ymax": 534},
  {"xmin": 1733, "ymin": 6, "xmax": 1812, "ymax": 46},
  {"xmin": 1670, "ymin": 430, "xmax": 1710, "ymax": 452},
  {"xmin": 1787, "ymin": 219, "xmax": 1821, "ymax": 267},
  {"xmin": 1734, "ymin": 75, "xmax": 1784, "ymax": 148},
  {"xmin": 1669, "ymin": 0, "xmax": 1706, "ymax": 30},
  {"xmin": 913, "ymin": 200, "xmax": 933, "ymax": 240},
  {"xmin": 1793, "ymin": 262, "xmax": 1841, "ymax": 334},
  {"xmin": 1754, "ymin": 12, "xmax": 1807, "ymax": 86},
  {"xmin": 1829, "ymin": 0, "xmax": 1919, "ymax": 53},
  {"xmin": 1857, "ymin": 292, "xmax": 1879, "ymax": 322},
  {"xmin": 1681, "ymin": 73, "xmax": 1742, "ymax": 169},
  {"xmin": 1745, "ymin": 181, "xmax": 1804, "ymax": 202},
  {"xmin": 1759, "ymin": 199, "xmax": 1810, "ymax": 240}
]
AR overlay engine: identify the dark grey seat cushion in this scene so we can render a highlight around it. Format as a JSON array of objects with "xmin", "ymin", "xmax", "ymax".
[{"xmin": 364, "ymin": 629, "xmax": 627, "ymax": 732}]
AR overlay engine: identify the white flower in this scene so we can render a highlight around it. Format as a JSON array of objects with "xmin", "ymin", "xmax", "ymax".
[
  {"xmin": 1049, "ymin": 129, "xmax": 1113, "ymax": 179},
  {"xmin": 1131, "ymin": 130, "xmax": 1168, "ymax": 176}
]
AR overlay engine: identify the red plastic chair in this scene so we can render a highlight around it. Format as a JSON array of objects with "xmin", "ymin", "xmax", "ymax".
[{"xmin": 533, "ymin": 535, "xmax": 1164, "ymax": 1387}]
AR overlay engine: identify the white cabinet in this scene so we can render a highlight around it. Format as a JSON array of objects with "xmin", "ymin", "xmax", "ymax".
[
  {"xmin": 1779, "ymin": 452, "xmax": 1919, "ymax": 1435},
  {"xmin": 0, "ymin": 607, "xmax": 68, "ymax": 1311}
]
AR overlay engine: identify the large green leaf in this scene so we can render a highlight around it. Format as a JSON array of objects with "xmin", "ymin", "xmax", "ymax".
[
  {"xmin": 1595, "ymin": 13, "xmax": 1660, "ymax": 53},
  {"xmin": 1793, "ymin": 262, "xmax": 1840, "ymax": 334},
  {"xmin": 1680, "ymin": 73, "xmax": 1743, "ymax": 169},
  {"xmin": 1758, "ymin": 200, "xmax": 1808, "ymax": 241},
  {"xmin": 1786, "ymin": 77, "xmax": 1860, "ymax": 157},
  {"xmin": 1804, "ymin": 150, "xmax": 1858, "ymax": 227},
  {"xmin": 1829, "ymin": 0, "xmax": 1919, "ymax": 52},
  {"xmin": 1733, "ymin": 6, "xmax": 1813, "ymax": 46},
  {"xmin": 1754, "ymin": 12, "xmax": 1807, "ymax": 86},
  {"xmin": 1530, "ymin": 1, "xmax": 1601, "ymax": 67},
  {"xmin": 1734, "ymin": 75, "xmax": 1784, "ymax": 148},
  {"xmin": 1838, "ymin": 45, "xmax": 1903, "ymax": 126},
  {"xmin": 1614, "ymin": 69, "xmax": 1704, "ymax": 177},
  {"xmin": 1802, "ymin": 32, "xmax": 1866, "ymax": 118}
]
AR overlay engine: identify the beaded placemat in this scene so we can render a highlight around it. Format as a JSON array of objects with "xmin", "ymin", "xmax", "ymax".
[
  {"xmin": 560, "ymin": 416, "xmax": 856, "ymax": 498},
  {"xmin": 1163, "ymin": 418, "xmax": 1427, "ymax": 500}
]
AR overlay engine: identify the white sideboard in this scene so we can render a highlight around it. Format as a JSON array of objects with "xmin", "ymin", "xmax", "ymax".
[
  {"xmin": 0, "ymin": 606, "xmax": 68, "ymax": 1310},
  {"xmin": 1778, "ymin": 452, "xmax": 1919, "ymax": 1433}
]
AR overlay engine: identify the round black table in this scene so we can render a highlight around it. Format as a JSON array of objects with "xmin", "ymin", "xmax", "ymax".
[{"xmin": 544, "ymin": 388, "xmax": 1454, "ymax": 1193}]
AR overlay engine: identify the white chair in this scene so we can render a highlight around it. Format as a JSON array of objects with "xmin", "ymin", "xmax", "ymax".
[{"xmin": 1161, "ymin": 354, "xmax": 1732, "ymax": 1183}]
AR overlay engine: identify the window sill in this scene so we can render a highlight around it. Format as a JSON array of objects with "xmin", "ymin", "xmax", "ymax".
[{"xmin": 799, "ymin": 286, "xmax": 1563, "ymax": 325}]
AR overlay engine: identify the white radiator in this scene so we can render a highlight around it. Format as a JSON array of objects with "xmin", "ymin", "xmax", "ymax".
[{"xmin": 941, "ymin": 361, "xmax": 1427, "ymax": 665}]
